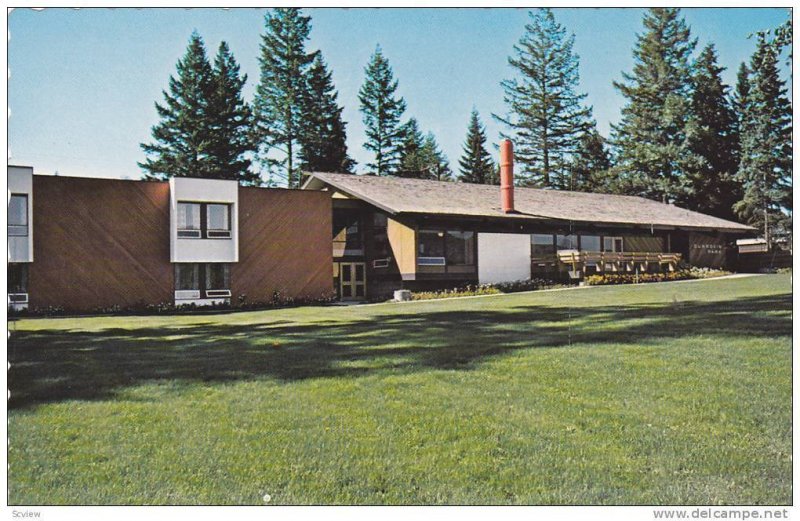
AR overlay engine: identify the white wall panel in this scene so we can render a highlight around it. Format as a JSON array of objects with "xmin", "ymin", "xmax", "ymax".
[
  {"xmin": 8, "ymin": 166, "xmax": 34, "ymax": 263},
  {"xmin": 170, "ymin": 177, "xmax": 239, "ymax": 263},
  {"xmin": 478, "ymin": 233, "xmax": 531, "ymax": 284}
]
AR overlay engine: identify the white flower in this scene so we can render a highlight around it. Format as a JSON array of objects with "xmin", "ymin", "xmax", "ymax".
[{"xmin": 263, "ymin": 493, "xmax": 272, "ymax": 503}]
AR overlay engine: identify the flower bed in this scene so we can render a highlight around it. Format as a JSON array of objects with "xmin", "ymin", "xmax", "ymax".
[
  {"xmin": 584, "ymin": 267, "xmax": 730, "ymax": 286},
  {"xmin": 410, "ymin": 278, "xmax": 564, "ymax": 301}
]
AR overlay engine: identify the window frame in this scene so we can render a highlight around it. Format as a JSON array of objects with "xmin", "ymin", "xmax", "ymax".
[
  {"xmin": 8, "ymin": 263, "xmax": 28, "ymax": 294},
  {"xmin": 8, "ymin": 193, "xmax": 29, "ymax": 237},
  {"xmin": 176, "ymin": 201, "xmax": 233, "ymax": 240},
  {"xmin": 174, "ymin": 263, "xmax": 231, "ymax": 299},
  {"xmin": 418, "ymin": 229, "xmax": 476, "ymax": 267}
]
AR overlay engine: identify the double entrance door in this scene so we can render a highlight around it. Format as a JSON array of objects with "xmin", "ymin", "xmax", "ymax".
[{"xmin": 338, "ymin": 262, "xmax": 366, "ymax": 300}]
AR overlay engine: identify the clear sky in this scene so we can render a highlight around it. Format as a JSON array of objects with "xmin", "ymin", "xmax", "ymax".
[{"xmin": 8, "ymin": 7, "xmax": 792, "ymax": 182}]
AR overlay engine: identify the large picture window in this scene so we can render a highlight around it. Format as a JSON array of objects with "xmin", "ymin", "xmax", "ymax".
[
  {"xmin": 8, "ymin": 194, "xmax": 28, "ymax": 237},
  {"xmin": 556, "ymin": 234, "xmax": 578, "ymax": 250},
  {"xmin": 445, "ymin": 231, "xmax": 475, "ymax": 265},
  {"xmin": 580, "ymin": 235, "xmax": 601, "ymax": 252},
  {"xmin": 418, "ymin": 230, "xmax": 445, "ymax": 258},
  {"xmin": 419, "ymin": 229, "xmax": 476, "ymax": 266},
  {"xmin": 531, "ymin": 234, "xmax": 555, "ymax": 255}
]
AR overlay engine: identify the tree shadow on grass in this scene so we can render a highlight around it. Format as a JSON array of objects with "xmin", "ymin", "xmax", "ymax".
[{"xmin": 8, "ymin": 293, "xmax": 791, "ymax": 410}]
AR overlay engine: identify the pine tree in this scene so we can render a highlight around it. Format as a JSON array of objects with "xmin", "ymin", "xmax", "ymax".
[
  {"xmin": 458, "ymin": 109, "xmax": 495, "ymax": 184},
  {"xmin": 205, "ymin": 41, "xmax": 259, "ymax": 184},
  {"xmin": 139, "ymin": 32, "xmax": 215, "ymax": 180},
  {"xmin": 567, "ymin": 127, "xmax": 612, "ymax": 192},
  {"xmin": 418, "ymin": 133, "xmax": 452, "ymax": 181},
  {"xmin": 731, "ymin": 62, "xmax": 750, "ymax": 151},
  {"xmin": 397, "ymin": 118, "xmax": 425, "ymax": 178},
  {"xmin": 358, "ymin": 46, "xmax": 407, "ymax": 175},
  {"xmin": 684, "ymin": 44, "xmax": 740, "ymax": 219},
  {"xmin": 494, "ymin": 8, "xmax": 593, "ymax": 188},
  {"xmin": 611, "ymin": 8, "xmax": 699, "ymax": 204},
  {"xmin": 297, "ymin": 55, "xmax": 355, "ymax": 177},
  {"xmin": 253, "ymin": 8, "xmax": 318, "ymax": 188},
  {"xmin": 734, "ymin": 35, "xmax": 792, "ymax": 244}
]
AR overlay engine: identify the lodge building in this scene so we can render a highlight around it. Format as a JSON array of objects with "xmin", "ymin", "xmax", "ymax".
[{"xmin": 7, "ymin": 142, "xmax": 754, "ymax": 312}]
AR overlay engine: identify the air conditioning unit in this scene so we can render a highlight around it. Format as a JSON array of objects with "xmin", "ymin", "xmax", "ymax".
[
  {"xmin": 177, "ymin": 229, "xmax": 202, "ymax": 238},
  {"xmin": 206, "ymin": 289, "xmax": 232, "ymax": 298},
  {"xmin": 8, "ymin": 293, "xmax": 28, "ymax": 304},
  {"xmin": 373, "ymin": 258, "xmax": 390, "ymax": 268},
  {"xmin": 175, "ymin": 290, "xmax": 201, "ymax": 300},
  {"xmin": 418, "ymin": 256, "xmax": 446, "ymax": 266}
]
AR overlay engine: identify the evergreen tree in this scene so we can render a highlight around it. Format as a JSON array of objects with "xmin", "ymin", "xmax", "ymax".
[
  {"xmin": 358, "ymin": 46, "xmax": 407, "ymax": 175},
  {"xmin": 611, "ymin": 8, "xmax": 700, "ymax": 204},
  {"xmin": 567, "ymin": 127, "xmax": 612, "ymax": 192},
  {"xmin": 418, "ymin": 133, "xmax": 452, "ymax": 181},
  {"xmin": 205, "ymin": 41, "xmax": 259, "ymax": 184},
  {"xmin": 253, "ymin": 8, "xmax": 318, "ymax": 188},
  {"xmin": 139, "ymin": 32, "xmax": 215, "ymax": 180},
  {"xmin": 731, "ymin": 62, "xmax": 750, "ymax": 148},
  {"xmin": 734, "ymin": 35, "xmax": 792, "ymax": 244},
  {"xmin": 684, "ymin": 44, "xmax": 740, "ymax": 219},
  {"xmin": 494, "ymin": 8, "xmax": 593, "ymax": 188},
  {"xmin": 297, "ymin": 55, "xmax": 356, "ymax": 177},
  {"xmin": 458, "ymin": 109, "xmax": 495, "ymax": 184},
  {"xmin": 397, "ymin": 118, "xmax": 425, "ymax": 178}
]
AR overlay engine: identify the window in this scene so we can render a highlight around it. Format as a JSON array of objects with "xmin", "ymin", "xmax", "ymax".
[
  {"xmin": 418, "ymin": 230, "xmax": 445, "ymax": 258},
  {"xmin": 372, "ymin": 213, "xmax": 391, "ymax": 258},
  {"xmin": 205, "ymin": 263, "xmax": 230, "ymax": 291},
  {"xmin": 206, "ymin": 204, "xmax": 231, "ymax": 238},
  {"xmin": 332, "ymin": 212, "xmax": 363, "ymax": 256},
  {"xmin": 445, "ymin": 231, "xmax": 475, "ymax": 265},
  {"xmin": 604, "ymin": 236, "xmax": 624, "ymax": 252},
  {"xmin": 556, "ymin": 234, "xmax": 578, "ymax": 250},
  {"xmin": 175, "ymin": 263, "xmax": 200, "ymax": 291},
  {"xmin": 177, "ymin": 202, "xmax": 202, "ymax": 238},
  {"xmin": 581, "ymin": 235, "xmax": 601, "ymax": 252},
  {"xmin": 531, "ymin": 234, "xmax": 555, "ymax": 255},
  {"xmin": 8, "ymin": 263, "xmax": 28, "ymax": 294},
  {"xmin": 418, "ymin": 229, "xmax": 476, "ymax": 266},
  {"xmin": 175, "ymin": 263, "xmax": 230, "ymax": 298},
  {"xmin": 8, "ymin": 194, "xmax": 28, "ymax": 237},
  {"xmin": 177, "ymin": 202, "xmax": 232, "ymax": 239}
]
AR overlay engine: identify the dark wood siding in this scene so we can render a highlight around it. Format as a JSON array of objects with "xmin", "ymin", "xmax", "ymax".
[
  {"xmin": 232, "ymin": 187, "xmax": 332, "ymax": 304},
  {"xmin": 29, "ymin": 176, "xmax": 173, "ymax": 311}
]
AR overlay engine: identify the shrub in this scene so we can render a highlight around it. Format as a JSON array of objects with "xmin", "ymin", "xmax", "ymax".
[
  {"xmin": 584, "ymin": 268, "xmax": 730, "ymax": 286},
  {"xmin": 410, "ymin": 278, "xmax": 564, "ymax": 301}
]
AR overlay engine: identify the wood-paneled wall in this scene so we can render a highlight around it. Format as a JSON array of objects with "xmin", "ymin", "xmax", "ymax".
[
  {"xmin": 232, "ymin": 187, "xmax": 332, "ymax": 304},
  {"xmin": 29, "ymin": 176, "xmax": 173, "ymax": 311}
]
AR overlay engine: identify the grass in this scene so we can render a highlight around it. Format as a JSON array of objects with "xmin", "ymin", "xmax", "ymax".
[{"xmin": 8, "ymin": 274, "xmax": 792, "ymax": 505}]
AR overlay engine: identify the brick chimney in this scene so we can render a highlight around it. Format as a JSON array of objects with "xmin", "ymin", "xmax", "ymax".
[{"xmin": 500, "ymin": 139, "xmax": 514, "ymax": 213}]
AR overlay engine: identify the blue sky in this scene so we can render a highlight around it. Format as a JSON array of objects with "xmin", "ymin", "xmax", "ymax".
[{"xmin": 8, "ymin": 7, "xmax": 791, "ymax": 181}]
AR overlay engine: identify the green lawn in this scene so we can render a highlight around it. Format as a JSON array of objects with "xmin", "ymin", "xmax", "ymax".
[{"xmin": 8, "ymin": 274, "xmax": 792, "ymax": 505}]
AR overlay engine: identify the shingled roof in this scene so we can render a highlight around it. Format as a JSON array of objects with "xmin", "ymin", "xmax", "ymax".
[{"xmin": 303, "ymin": 172, "xmax": 754, "ymax": 233}]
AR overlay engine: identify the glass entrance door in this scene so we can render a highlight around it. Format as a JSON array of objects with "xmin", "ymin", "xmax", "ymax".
[{"xmin": 340, "ymin": 262, "xmax": 366, "ymax": 300}]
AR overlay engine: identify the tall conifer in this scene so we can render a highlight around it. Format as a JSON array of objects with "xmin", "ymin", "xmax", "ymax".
[
  {"xmin": 495, "ymin": 8, "xmax": 592, "ymax": 187},
  {"xmin": 358, "ymin": 46, "xmax": 407, "ymax": 175},
  {"xmin": 298, "ymin": 55, "xmax": 355, "ymax": 176},
  {"xmin": 458, "ymin": 109, "xmax": 496, "ymax": 184},
  {"xmin": 139, "ymin": 32, "xmax": 215, "ymax": 180},
  {"xmin": 253, "ymin": 8, "xmax": 318, "ymax": 188},
  {"xmin": 611, "ymin": 8, "xmax": 699, "ymax": 204}
]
